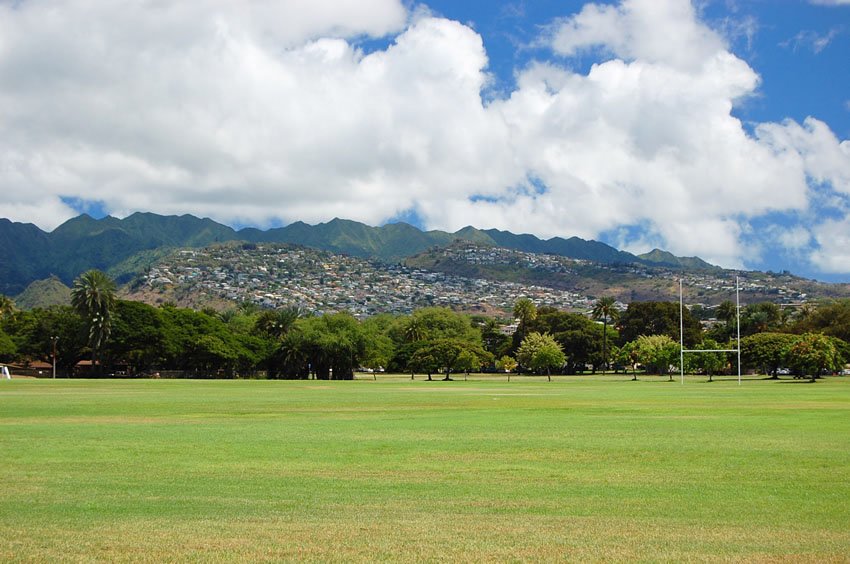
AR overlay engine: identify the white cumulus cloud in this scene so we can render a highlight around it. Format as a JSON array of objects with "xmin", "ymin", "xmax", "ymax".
[
  {"xmin": 444, "ymin": 0, "xmax": 821, "ymax": 268},
  {"xmin": 0, "ymin": 0, "xmax": 849, "ymax": 276},
  {"xmin": 811, "ymin": 217, "xmax": 850, "ymax": 272},
  {"xmin": 546, "ymin": 0, "xmax": 727, "ymax": 69}
]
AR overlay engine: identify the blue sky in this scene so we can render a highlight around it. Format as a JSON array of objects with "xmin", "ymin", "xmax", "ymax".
[
  {"xmin": 417, "ymin": 0, "xmax": 850, "ymax": 280},
  {"xmin": 424, "ymin": 1, "xmax": 849, "ymax": 139},
  {"xmin": 0, "ymin": 0, "xmax": 848, "ymax": 281}
]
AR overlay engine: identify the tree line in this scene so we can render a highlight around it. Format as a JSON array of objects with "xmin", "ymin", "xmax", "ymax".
[{"xmin": 0, "ymin": 271, "xmax": 848, "ymax": 381}]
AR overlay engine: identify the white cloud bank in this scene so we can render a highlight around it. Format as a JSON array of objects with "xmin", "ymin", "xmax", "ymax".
[{"xmin": 1, "ymin": 0, "xmax": 849, "ymax": 273}]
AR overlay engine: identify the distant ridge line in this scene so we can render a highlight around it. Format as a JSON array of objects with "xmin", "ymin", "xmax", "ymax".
[{"xmin": 0, "ymin": 212, "xmax": 718, "ymax": 296}]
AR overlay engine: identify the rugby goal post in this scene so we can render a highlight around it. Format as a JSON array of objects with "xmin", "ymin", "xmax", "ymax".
[{"xmin": 679, "ymin": 277, "xmax": 741, "ymax": 385}]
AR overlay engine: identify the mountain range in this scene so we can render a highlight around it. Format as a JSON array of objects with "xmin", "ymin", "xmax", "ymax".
[{"xmin": 0, "ymin": 211, "xmax": 718, "ymax": 297}]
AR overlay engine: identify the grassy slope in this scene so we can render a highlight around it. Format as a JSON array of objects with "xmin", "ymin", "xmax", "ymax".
[
  {"xmin": 13, "ymin": 276, "xmax": 71, "ymax": 309},
  {"xmin": 1, "ymin": 376, "xmax": 849, "ymax": 561}
]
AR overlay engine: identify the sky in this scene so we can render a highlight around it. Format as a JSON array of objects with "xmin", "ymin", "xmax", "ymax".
[{"xmin": 1, "ymin": 0, "xmax": 849, "ymax": 281}]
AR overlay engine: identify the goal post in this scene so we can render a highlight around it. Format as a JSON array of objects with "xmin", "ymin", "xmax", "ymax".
[{"xmin": 679, "ymin": 277, "xmax": 741, "ymax": 385}]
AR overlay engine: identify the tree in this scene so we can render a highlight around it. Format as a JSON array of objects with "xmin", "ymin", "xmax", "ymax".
[
  {"xmin": 402, "ymin": 316, "xmax": 425, "ymax": 343},
  {"xmin": 0, "ymin": 295, "xmax": 16, "ymax": 320},
  {"xmin": 530, "ymin": 342, "xmax": 566, "ymax": 381},
  {"xmin": 688, "ymin": 304, "xmax": 711, "ymax": 321},
  {"xmin": 389, "ymin": 308, "xmax": 484, "ymax": 375},
  {"xmin": 617, "ymin": 341, "xmax": 641, "ymax": 380},
  {"xmin": 408, "ymin": 343, "xmax": 440, "ymax": 381},
  {"xmin": 477, "ymin": 317, "xmax": 512, "ymax": 360},
  {"xmin": 6, "ymin": 306, "xmax": 88, "ymax": 377},
  {"xmin": 831, "ymin": 336, "xmax": 850, "ymax": 369},
  {"xmin": 455, "ymin": 348, "xmax": 483, "ymax": 380},
  {"xmin": 516, "ymin": 332, "xmax": 566, "ymax": 381},
  {"xmin": 618, "ymin": 302, "xmax": 702, "ymax": 347},
  {"xmin": 592, "ymin": 297, "xmax": 620, "ymax": 371},
  {"xmin": 687, "ymin": 339, "xmax": 727, "ymax": 382},
  {"xmin": 740, "ymin": 302, "xmax": 782, "ymax": 337},
  {"xmin": 254, "ymin": 307, "xmax": 301, "ymax": 339},
  {"xmin": 106, "ymin": 300, "xmax": 167, "ymax": 375},
  {"xmin": 409, "ymin": 338, "xmax": 491, "ymax": 381},
  {"xmin": 71, "ymin": 270, "xmax": 117, "ymax": 375},
  {"xmin": 496, "ymin": 355, "xmax": 518, "ymax": 381},
  {"xmin": 0, "ymin": 296, "xmax": 17, "ymax": 362},
  {"xmin": 525, "ymin": 307, "xmax": 605, "ymax": 373},
  {"xmin": 708, "ymin": 300, "xmax": 738, "ymax": 342},
  {"xmin": 553, "ymin": 328, "xmax": 600, "ymax": 374},
  {"xmin": 253, "ymin": 307, "xmax": 302, "ymax": 378},
  {"xmin": 740, "ymin": 332, "xmax": 798, "ymax": 378},
  {"xmin": 632, "ymin": 334, "xmax": 680, "ymax": 379},
  {"xmin": 237, "ymin": 301, "xmax": 261, "ymax": 316},
  {"xmin": 387, "ymin": 341, "xmax": 427, "ymax": 377},
  {"xmin": 157, "ymin": 305, "xmax": 260, "ymax": 377},
  {"xmin": 0, "ymin": 327, "xmax": 16, "ymax": 362},
  {"xmin": 786, "ymin": 333, "xmax": 839, "ymax": 382},
  {"xmin": 277, "ymin": 330, "xmax": 310, "ymax": 379},
  {"xmin": 512, "ymin": 297, "xmax": 537, "ymax": 345},
  {"xmin": 217, "ymin": 308, "xmax": 238, "ymax": 325},
  {"xmin": 214, "ymin": 311, "xmax": 267, "ymax": 377},
  {"xmin": 716, "ymin": 300, "xmax": 737, "ymax": 325},
  {"xmin": 189, "ymin": 334, "xmax": 240, "ymax": 378},
  {"xmin": 607, "ymin": 343, "xmax": 622, "ymax": 373},
  {"xmin": 794, "ymin": 299, "xmax": 850, "ymax": 343},
  {"xmin": 394, "ymin": 307, "xmax": 481, "ymax": 345},
  {"xmin": 360, "ymin": 315, "xmax": 397, "ymax": 377},
  {"xmin": 794, "ymin": 303, "xmax": 816, "ymax": 325},
  {"xmin": 284, "ymin": 313, "xmax": 366, "ymax": 380}
]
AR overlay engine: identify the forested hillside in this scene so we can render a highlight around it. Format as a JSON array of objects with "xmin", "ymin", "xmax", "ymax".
[{"xmin": 1, "ymin": 212, "xmax": 706, "ymax": 295}]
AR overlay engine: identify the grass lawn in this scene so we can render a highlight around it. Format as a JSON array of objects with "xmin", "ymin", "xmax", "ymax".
[{"xmin": 1, "ymin": 374, "xmax": 849, "ymax": 562}]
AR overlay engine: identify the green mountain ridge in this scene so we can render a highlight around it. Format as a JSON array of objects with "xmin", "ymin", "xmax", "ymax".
[
  {"xmin": 2, "ymin": 211, "xmax": 718, "ymax": 297},
  {"xmin": 0, "ymin": 218, "xmax": 51, "ymax": 295},
  {"xmin": 638, "ymin": 249, "xmax": 720, "ymax": 271}
]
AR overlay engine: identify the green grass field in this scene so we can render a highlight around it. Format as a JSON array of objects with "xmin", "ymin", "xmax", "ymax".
[{"xmin": 2, "ymin": 375, "xmax": 849, "ymax": 562}]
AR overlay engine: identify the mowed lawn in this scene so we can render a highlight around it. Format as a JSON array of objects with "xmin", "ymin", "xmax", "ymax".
[{"xmin": 1, "ymin": 376, "xmax": 849, "ymax": 562}]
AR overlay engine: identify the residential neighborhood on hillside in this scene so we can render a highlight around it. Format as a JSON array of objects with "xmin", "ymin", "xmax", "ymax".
[
  {"xmin": 405, "ymin": 241, "xmax": 827, "ymax": 306},
  {"xmin": 128, "ymin": 242, "xmax": 596, "ymax": 316},
  {"xmin": 124, "ymin": 241, "xmax": 828, "ymax": 319}
]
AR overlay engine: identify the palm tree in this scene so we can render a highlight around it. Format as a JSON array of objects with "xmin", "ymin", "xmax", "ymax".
[
  {"xmin": 592, "ymin": 296, "xmax": 619, "ymax": 372},
  {"xmin": 717, "ymin": 300, "xmax": 736, "ymax": 325},
  {"xmin": 513, "ymin": 297, "xmax": 537, "ymax": 340},
  {"xmin": 71, "ymin": 270, "xmax": 116, "ymax": 375},
  {"xmin": 238, "ymin": 301, "xmax": 261, "ymax": 316},
  {"xmin": 217, "ymin": 309, "xmax": 238, "ymax": 324},
  {"xmin": 794, "ymin": 303, "xmax": 814, "ymax": 326},
  {"xmin": 403, "ymin": 316, "xmax": 425, "ymax": 343},
  {"xmin": 255, "ymin": 307, "xmax": 301, "ymax": 339}
]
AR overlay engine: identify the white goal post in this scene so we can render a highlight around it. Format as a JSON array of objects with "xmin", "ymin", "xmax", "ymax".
[{"xmin": 679, "ymin": 277, "xmax": 742, "ymax": 385}]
